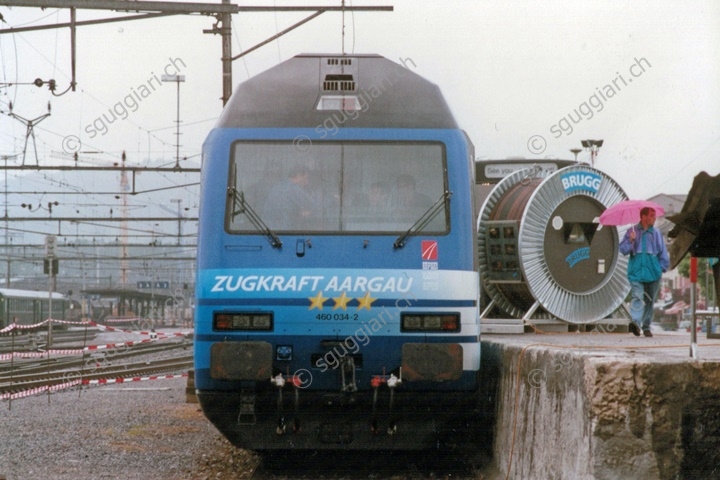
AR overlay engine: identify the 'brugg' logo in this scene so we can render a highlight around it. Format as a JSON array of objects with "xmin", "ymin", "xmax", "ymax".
[
  {"xmin": 560, "ymin": 171, "xmax": 602, "ymax": 193},
  {"xmin": 565, "ymin": 247, "xmax": 591, "ymax": 268}
]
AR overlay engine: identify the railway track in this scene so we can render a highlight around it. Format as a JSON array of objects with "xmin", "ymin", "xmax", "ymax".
[
  {"xmin": 0, "ymin": 340, "xmax": 191, "ymax": 375},
  {"xmin": 0, "ymin": 355, "xmax": 193, "ymax": 396},
  {"xmin": 0, "ymin": 329, "xmax": 99, "ymax": 353},
  {"xmin": 1, "ymin": 329, "xmax": 193, "ymax": 399}
]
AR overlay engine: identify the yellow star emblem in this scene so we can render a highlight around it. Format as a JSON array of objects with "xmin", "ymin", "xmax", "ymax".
[
  {"xmin": 308, "ymin": 291, "xmax": 328, "ymax": 310},
  {"xmin": 356, "ymin": 291, "xmax": 376, "ymax": 311},
  {"xmin": 333, "ymin": 291, "xmax": 351, "ymax": 311}
]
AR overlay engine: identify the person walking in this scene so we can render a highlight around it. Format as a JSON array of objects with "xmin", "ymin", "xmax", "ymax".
[{"xmin": 619, "ymin": 207, "xmax": 670, "ymax": 337}]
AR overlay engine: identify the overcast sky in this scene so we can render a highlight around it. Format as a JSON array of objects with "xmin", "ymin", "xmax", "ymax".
[{"xmin": 1, "ymin": 0, "xmax": 718, "ymax": 207}]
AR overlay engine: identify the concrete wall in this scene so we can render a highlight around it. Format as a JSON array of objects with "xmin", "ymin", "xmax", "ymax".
[{"xmin": 480, "ymin": 340, "xmax": 720, "ymax": 479}]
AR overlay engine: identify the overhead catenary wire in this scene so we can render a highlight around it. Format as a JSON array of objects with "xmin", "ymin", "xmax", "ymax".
[
  {"xmin": 655, "ymin": 134, "xmax": 720, "ymax": 193},
  {"xmin": 0, "ymin": 21, "xmax": 200, "ymax": 164},
  {"xmin": 230, "ymin": 17, "xmax": 251, "ymax": 79},
  {"xmin": 272, "ymin": 0, "xmax": 282, "ymax": 63}
]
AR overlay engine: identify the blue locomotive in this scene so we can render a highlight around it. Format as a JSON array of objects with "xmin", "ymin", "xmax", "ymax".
[{"xmin": 194, "ymin": 54, "xmax": 480, "ymax": 449}]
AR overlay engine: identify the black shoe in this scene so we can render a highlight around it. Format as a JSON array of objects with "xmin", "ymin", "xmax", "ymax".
[
  {"xmin": 643, "ymin": 330, "xmax": 653, "ymax": 337},
  {"xmin": 629, "ymin": 323, "xmax": 641, "ymax": 336}
]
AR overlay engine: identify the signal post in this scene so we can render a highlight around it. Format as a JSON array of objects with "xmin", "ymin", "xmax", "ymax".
[{"xmin": 45, "ymin": 235, "xmax": 57, "ymax": 347}]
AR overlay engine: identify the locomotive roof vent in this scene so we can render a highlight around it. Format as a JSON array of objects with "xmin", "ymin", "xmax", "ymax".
[
  {"xmin": 323, "ymin": 74, "xmax": 356, "ymax": 92},
  {"xmin": 317, "ymin": 56, "xmax": 360, "ymax": 111},
  {"xmin": 217, "ymin": 54, "xmax": 459, "ymax": 129},
  {"xmin": 327, "ymin": 58, "xmax": 352, "ymax": 66}
]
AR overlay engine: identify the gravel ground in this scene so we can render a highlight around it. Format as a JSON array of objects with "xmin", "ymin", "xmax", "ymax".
[
  {"xmin": 0, "ymin": 377, "xmax": 260, "ymax": 480},
  {"xmin": 0, "ymin": 377, "xmax": 497, "ymax": 480},
  {"xmin": 1, "ymin": 329, "xmax": 497, "ymax": 479}
]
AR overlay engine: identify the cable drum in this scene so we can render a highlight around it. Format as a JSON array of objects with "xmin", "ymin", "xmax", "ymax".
[{"xmin": 477, "ymin": 165, "xmax": 630, "ymax": 323}]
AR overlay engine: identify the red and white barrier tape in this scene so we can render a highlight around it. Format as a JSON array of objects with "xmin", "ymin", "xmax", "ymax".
[
  {"xmin": 0, "ymin": 379, "xmax": 83, "ymax": 401},
  {"xmin": 1, "ymin": 373, "xmax": 188, "ymax": 401},
  {"xmin": 0, "ymin": 318, "xmax": 89, "ymax": 334},
  {"xmin": 0, "ymin": 319, "xmax": 50, "ymax": 333},
  {"xmin": 0, "ymin": 350, "xmax": 83, "ymax": 360},
  {"xmin": 88, "ymin": 321, "xmax": 192, "ymax": 337},
  {"xmin": 51, "ymin": 319, "xmax": 90, "ymax": 326},
  {"xmin": 1, "ymin": 319, "xmax": 191, "ymax": 337},
  {"xmin": 82, "ymin": 337, "xmax": 159, "ymax": 351},
  {"xmin": 0, "ymin": 333, "xmax": 190, "ymax": 361},
  {"xmin": 83, "ymin": 373, "xmax": 188, "ymax": 386}
]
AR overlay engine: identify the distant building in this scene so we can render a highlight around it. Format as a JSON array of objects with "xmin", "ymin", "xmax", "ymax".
[{"xmin": 647, "ymin": 193, "xmax": 687, "ymax": 218}]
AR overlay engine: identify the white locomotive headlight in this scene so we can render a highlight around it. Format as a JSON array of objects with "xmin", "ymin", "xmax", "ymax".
[
  {"xmin": 214, "ymin": 312, "xmax": 273, "ymax": 331},
  {"xmin": 316, "ymin": 95, "xmax": 361, "ymax": 111},
  {"xmin": 403, "ymin": 315, "xmax": 423, "ymax": 330}
]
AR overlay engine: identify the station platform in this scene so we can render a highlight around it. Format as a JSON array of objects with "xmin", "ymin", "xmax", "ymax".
[{"xmin": 480, "ymin": 328, "xmax": 720, "ymax": 480}]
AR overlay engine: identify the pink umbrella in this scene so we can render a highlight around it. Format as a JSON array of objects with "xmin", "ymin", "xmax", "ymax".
[{"xmin": 599, "ymin": 200, "xmax": 665, "ymax": 226}]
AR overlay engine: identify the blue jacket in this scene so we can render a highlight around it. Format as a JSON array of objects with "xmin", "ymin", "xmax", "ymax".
[{"xmin": 619, "ymin": 224, "xmax": 670, "ymax": 273}]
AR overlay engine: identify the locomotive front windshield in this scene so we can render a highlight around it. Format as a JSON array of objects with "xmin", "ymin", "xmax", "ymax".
[{"xmin": 226, "ymin": 141, "xmax": 448, "ymax": 234}]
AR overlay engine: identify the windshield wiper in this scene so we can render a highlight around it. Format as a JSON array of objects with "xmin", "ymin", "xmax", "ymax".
[
  {"xmin": 227, "ymin": 186, "xmax": 282, "ymax": 248},
  {"xmin": 394, "ymin": 190, "xmax": 452, "ymax": 249}
]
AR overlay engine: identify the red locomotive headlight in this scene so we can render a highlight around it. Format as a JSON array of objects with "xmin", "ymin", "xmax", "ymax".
[{"xmin": 400, "ymin": 313, "xmax": 460, "ymax": 332}]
